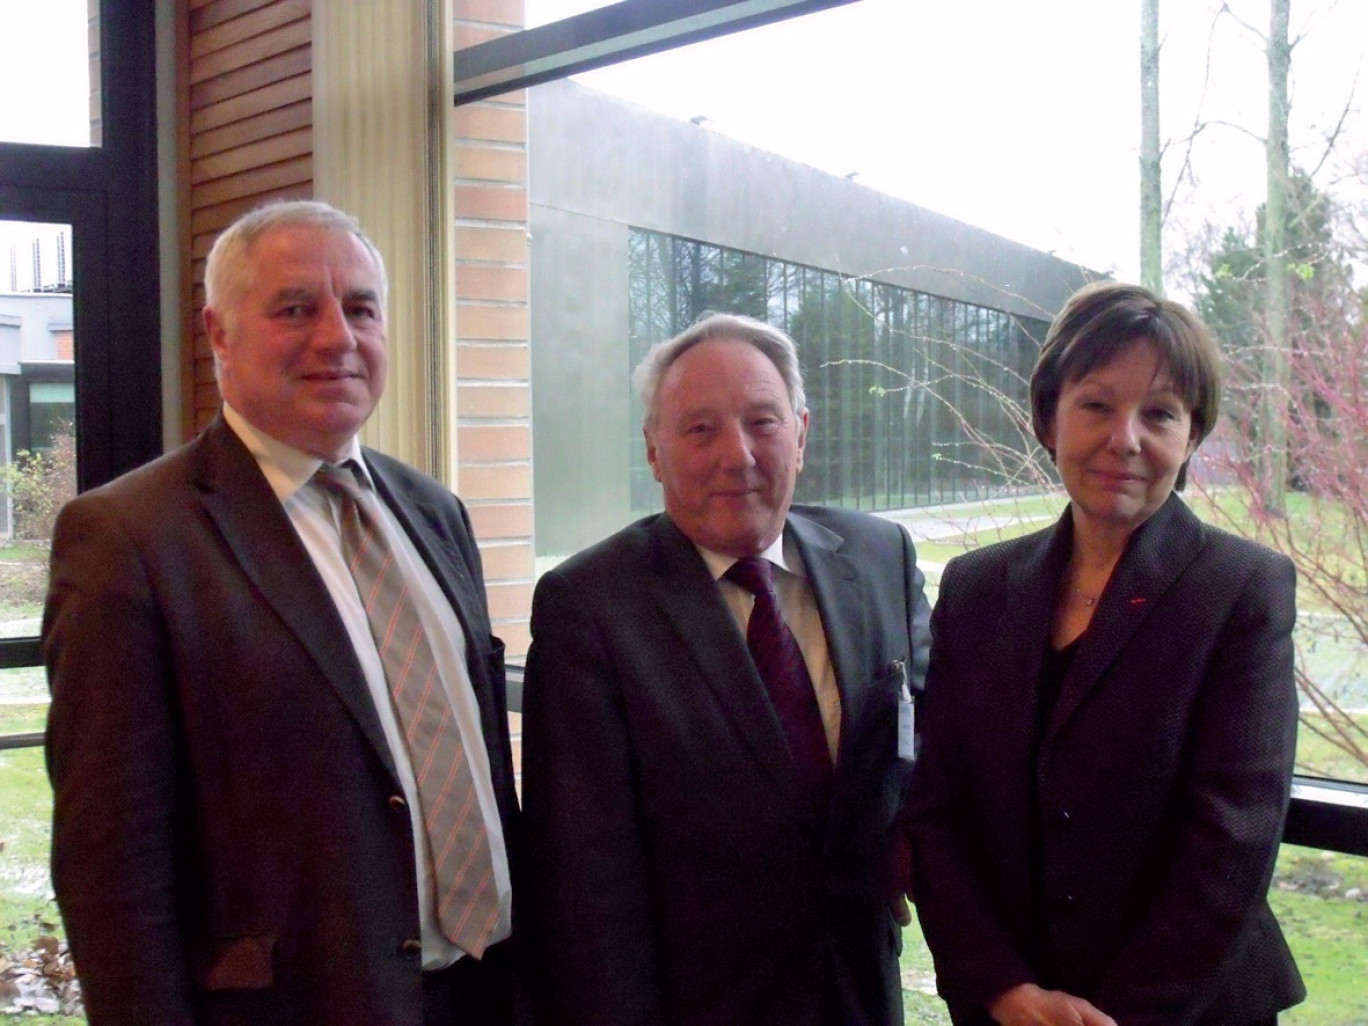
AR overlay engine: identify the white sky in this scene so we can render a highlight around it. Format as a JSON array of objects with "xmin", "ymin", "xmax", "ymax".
[
  {"xmin": 1, "ymin": 1, "xmax": 1363, "ymax": 291},
  {"xmin": 0, "ymin": 0, "xmax": 90, "ymax": 149},
  {"xmin": 528, "ymin": 0, "xmax": 1368, "ymax": 286},
  {"xmin": 0, "ymin": 0, "xmax": 88, "ymax": 292}
]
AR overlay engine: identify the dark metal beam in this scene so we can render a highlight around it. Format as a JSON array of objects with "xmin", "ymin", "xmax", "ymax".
[
  {"xmin": 0, "ymin": 638, "xmax": 42, "ymax": 670},
  {"xmin": 1283, "ymin": 776, "xmax": 1368, "ymax": 857},
  {"xmin": 0, "ymin": 732, "xmax": 44, "ymax": 752},
  {"xmin": 454, "ymin": 0, "xmax": 860, "ymax": 105}
]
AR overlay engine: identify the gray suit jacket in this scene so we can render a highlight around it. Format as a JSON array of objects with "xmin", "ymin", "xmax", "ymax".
[
  {"xmin": 521, "ymin": 506, "xmax": 931, "ymax": 1026},
  {"xmin": 909, "ymin": 494, "xmax": 1304, "ymax": 1025},
  {"xmin": 44, "ymin": 413, "xmax": 519, "ymax": 1026}
]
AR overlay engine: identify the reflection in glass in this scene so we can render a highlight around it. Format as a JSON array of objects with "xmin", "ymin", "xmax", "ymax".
[
  {"xmin": 525, "ymin": 0, "xmax": 611, "ymax": 29},
  {"xmin": 0, "ymin": 221, "xmax": 76, "ymax": 642},
  {"xmin": 626, "ymin": 229, "xmax": 1049, "ymax": 515}
]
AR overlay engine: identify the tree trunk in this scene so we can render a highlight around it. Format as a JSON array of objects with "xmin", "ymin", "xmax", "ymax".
[
  {"xmin": 1262, "ymin": 0, "xmax": 1291, "ymax": 516},
  {"xmin": 1140, "ymin": 0, "xmax": 1163, "ymax": 293}
]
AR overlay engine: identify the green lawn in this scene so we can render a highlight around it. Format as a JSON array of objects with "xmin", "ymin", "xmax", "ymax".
[
  {"xmin": 1273, "ymin": 846, "xmax": 1368, "ymax": 1025},
  {"xmin": 1297, "ymin": 712, "xmax": 1368, "ymax": 783},
  {"xmin": 0, "ymin": 705, "xmax": 45, "ymax": 735},
  {"xmin": 0, "ymin": 743, "xmax": 80, "ymax": 1024}
]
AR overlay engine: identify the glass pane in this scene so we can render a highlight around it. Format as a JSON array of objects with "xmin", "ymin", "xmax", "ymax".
[
  {"xmin": 525, "ymin": 0, "xmax": 612, "ymax": 29},
  {"xmin": 0, "ymin": 221, "xmax": 78, "ymax": 640},
  {"xmin": 507, "ymin": 0, "xmax": 1368, "ymax": 786},
  {"xmin": 0, "ymin": 0, "xmax": 100, "ymax": 149},
  {"xmin": 0, "ymin": 694, "xmax": 78, "ymax": 1021},
  {"xmin": 1269, "ymin": 845, "xmax": 1368, "ymax": 1024}
]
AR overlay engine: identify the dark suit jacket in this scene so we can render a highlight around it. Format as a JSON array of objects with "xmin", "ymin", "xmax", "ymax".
[
  {"xmin": 43, "ymin": 413, "xmax": 520, "ymax": 1026},
  {"xmin": 520, "ymin": 506, "xmax": 931, "ymax": 1026},
  {"xmin": 908, "ymin": 495, "xmax": 1304, "ymax": 1026}
]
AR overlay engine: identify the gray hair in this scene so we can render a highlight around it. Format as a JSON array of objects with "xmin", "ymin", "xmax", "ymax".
[
  {"xmin": 203, "ymin": 199, "xmax": 389, "ymax": 312},
  {"xmin": 632, "ymin": 313, "xmax": 807, "ymax": 429}
]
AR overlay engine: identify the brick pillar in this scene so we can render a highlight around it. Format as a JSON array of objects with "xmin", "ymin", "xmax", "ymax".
[{"xmin": 453, "ymin": 0, "xmax": 532, "ymax": 657}]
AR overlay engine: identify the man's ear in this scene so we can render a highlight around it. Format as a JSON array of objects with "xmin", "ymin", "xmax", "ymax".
[
  {"xmin": 645, "ymin": 427, "xmax": 662, "ymax": 482},
  {"xmin": 204, "ymin": 306, "xmax": 226, "ymax": 359},
  {"xmin": 795, "ymin": 409, "xmax": 809, "ymax": 471}
]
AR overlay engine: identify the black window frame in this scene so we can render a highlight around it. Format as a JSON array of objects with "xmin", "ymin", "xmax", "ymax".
[{"xmin": 0, "ymin": 3, "xmax": 161, "ymax": 673}]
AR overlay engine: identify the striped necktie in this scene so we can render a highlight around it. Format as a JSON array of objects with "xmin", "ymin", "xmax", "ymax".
[{"xmin": 315, "ymin": 462, "xmax": 499, "ymax": 957}]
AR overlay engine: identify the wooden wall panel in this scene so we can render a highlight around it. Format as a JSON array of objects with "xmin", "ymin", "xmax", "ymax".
[{"xmin": 181, "ymin": 0, "xmax": 314, "ymax": 437}]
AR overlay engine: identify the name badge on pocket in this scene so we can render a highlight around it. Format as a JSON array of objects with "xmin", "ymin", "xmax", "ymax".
[{"xmin": 895, "ymin": 660, "xmax": 915, "ymax": 760}]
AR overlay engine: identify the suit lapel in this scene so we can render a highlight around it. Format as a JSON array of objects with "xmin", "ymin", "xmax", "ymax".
[
  {"xmin": 786, "ymin": 512, "xmax": 874, "ymax": 837},
  {"xmin": 366, "ymin": 455, "xmax": 485, "ymax": 660},
  {"xmin": 647, "ymin": 516, "xmax": 798, "ymax": 798},
  {"xmin": 192, "ymin": 416, "xmax": 397, "ymax": 779},
  {"xmin": 788, "ymin": 512, "xmax": 865, "ymax": 700},
  {"xmin": 1047, "ymin": 495, "xmax": 1206, "ymax": 740}
]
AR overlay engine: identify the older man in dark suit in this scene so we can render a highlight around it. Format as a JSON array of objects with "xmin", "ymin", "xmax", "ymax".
[
  {"xmin": 43, "ymin": 201, "xmax": 521, "ymax": 1026},
  {"xmin": 521, "ymin": 313, "xmax": 932, "ymax": 1025}
]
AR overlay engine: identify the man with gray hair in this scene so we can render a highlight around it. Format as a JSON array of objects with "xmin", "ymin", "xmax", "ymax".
[
  {"xmin": 44, "ymin": 200, "xmax": 521, "ymax": 1025},
  {"xmin": 521, "ymin": 312, "xmax": 931, "ymax": 1025}
]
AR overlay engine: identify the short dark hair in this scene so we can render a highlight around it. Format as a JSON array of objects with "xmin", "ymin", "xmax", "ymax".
[{"xmin": 1030, "ymin": 281, "xmax": 1222, "ymax": 490}]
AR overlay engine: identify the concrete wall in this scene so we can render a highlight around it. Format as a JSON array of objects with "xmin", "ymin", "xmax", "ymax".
[
  {"xmin": 529, "ymin": 79, "xmax": 1096, "ymax": 558},
  {"xmin": 0, "ymin": 294, "xmax": 73, "ymax": 372}
]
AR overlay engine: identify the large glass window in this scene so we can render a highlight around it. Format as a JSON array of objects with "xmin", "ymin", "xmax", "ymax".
[
  {"xmin": 514, "ymin": 0, "xmax": 1368, "ymax": 786},
  {"xmin": 477, "ymin": 0, "xmax": 1368, "ymax": 1018}
]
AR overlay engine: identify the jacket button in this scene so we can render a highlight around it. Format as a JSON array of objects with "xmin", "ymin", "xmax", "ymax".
[
  {"xmin": 1053, "ymin": 809, "xmax": 1072, "ymax": 827},
  {"xmin": 1054, "ymin": 893, "xmax": 1076, "ymax": 910},
  {"xmin": 389, "ymin": 794, "xmax": 408, "ymax": 811},
  {"xmin": 398, "ymin": 938, "xmax": 422, "ymax": 957}
]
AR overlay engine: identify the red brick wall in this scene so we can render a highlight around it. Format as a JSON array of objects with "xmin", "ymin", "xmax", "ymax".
[{"xmin": 454, "ymin": 0, "xmax": 532, "ymax": 655}]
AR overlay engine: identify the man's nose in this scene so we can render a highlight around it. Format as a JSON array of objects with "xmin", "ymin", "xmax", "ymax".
[
  {"xmin": 717, "ymin": 421, "xmax": 757, "ymax": 468},
  {"xmin": 312, "ymin": 299, "xmax": 357, "ymax": 351}
]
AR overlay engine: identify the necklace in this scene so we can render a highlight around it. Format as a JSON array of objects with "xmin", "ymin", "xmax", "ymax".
[{"xmin": 1073, "ymin": 589, "xmax": 1097, "ymax": 607}]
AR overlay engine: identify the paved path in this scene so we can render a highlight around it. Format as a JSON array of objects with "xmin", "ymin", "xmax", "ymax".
[{"xmin": 874, "ymin": 503, "xmax": 1057, "ymax": 577}]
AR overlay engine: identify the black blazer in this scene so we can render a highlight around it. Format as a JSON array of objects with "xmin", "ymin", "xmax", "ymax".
[
  {"xmin": 520, "ymin": 507, "xmax": 931, "ymax": 1025},
  {"xmin": 908, "ymin": 495, "xmax": 1304, "ymax": 1026},
  {"xmin": 43, "ymin": 413, "xmax": 520, "ymax": 1026}
]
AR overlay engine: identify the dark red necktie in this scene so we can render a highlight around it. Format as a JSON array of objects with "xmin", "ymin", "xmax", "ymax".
[{"xmin": 725, "ymin": 556, "xmax": 833, "ymax": 809}]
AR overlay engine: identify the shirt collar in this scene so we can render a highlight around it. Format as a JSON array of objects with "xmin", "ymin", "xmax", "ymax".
[
  {"xmin": 697, "ymin": 529, "xmax": 798, "ymax": 583},
  {"xmin": 222, "ymin": 402, "xmax": 367, "ymax": 502}
]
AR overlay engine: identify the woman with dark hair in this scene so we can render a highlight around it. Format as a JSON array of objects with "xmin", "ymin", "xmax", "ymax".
[{"xmin": 909, "ymin": 281, "xmax": 1304, "ymax": 1026}]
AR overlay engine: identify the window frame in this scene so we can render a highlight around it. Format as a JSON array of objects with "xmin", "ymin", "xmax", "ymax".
[{"xmin": 0, "ymin": 4, "xmax": 161, "ymax": 670}]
